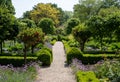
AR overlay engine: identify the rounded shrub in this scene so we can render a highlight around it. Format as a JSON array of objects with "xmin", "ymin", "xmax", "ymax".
[
  {"xmin": 66, "ymin": 47, "xmax": 83, "ymax": 64},
  {"xmin": 36, "ymin": 49, "xmax": 52, "ymax": 66},
  {"xmin": 38, "ymin": 18, "xmax": 55, "ymax": 34},
  {"xmin": 42, "ymin": 47, "xmax": 53, "ymax": 62}
]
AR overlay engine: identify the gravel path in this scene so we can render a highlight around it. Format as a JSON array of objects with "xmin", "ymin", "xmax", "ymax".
[{"xmin": 36, "ymin": 41, "xmax": 75, "ymax": 82}]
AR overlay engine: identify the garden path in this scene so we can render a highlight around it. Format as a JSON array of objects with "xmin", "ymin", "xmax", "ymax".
[{"xmin": 36, "ymin": 41, "xmax": 75, "ymax": 82}]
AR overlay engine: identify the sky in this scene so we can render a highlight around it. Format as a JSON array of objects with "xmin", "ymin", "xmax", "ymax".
[{"xmin": 12, "ymin": 0, "xmax": 78, "ymax": 18}]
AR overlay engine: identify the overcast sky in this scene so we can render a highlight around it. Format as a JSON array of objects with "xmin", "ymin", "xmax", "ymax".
[{"xmin": 12, "ymin": 0, "xmax": 78, "ymax": 18}]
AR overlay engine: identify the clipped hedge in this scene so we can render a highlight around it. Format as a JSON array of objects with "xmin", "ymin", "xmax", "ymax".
[
  {"xmin": 76, "ymin": 71, "xmax": 100, "ymax": 82},
  {"xmin": 66, "ymin": 47, "xmax": 83, "ymax": 64},
  {"xmin": 36, "ymin": 48, "xmax": 53, "ymax": 66},
  {"xmin": 83, "ymin": 51, "xmax": 116, "ymax": 54},
  {"xmin": 0, "ymin": 56, "xmax": 37, "ymax": 67},
  {"xmin": 81, "ymin": 54, "xmax": 120, "ymax": 64}
]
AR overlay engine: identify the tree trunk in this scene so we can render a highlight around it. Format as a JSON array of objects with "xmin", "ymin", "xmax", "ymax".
[
  {"xmin": 100, "ymin": 37, "xmax": 103, "ymax": 51},
  {"xmin": 23, "ymin": 44, "xmax": 27, "ymax": 64},
  {"xmin": 0, "ymin": 41, "xmax": 2, "ymax": 54},
  {"xmin": 31, "ymin": 45, "xmax": 34, "ymax": 54},
  {"xmin": 80, "ymin": 41, "xmax": 85, "ymax": 52}
]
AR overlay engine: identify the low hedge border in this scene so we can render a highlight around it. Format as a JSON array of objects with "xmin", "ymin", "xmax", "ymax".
[
  {"xmin": 66, "ymin": 47, "xmax": 83, "ymax": 64},
  {"xmin": 83, "ymin": 51, "xmax": 116, "ymax": 54},
  {"xmin": 65, "ymin": 45, "xmax": 120, "ymax": 64},
  {"xmin": 0, "ymin": 56, "xmax": 37, "ymax": 67}
]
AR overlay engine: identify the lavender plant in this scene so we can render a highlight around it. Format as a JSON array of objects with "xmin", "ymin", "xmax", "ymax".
[{"xmin": 0, "ymin": 62, "xmax": 40, "ymax": 82}]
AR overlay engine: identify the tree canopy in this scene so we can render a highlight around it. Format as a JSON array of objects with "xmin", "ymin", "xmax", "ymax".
[
  {"xmin": 0, "ymin": 0, "xmax": 15, "ymax": 14},
  {"xmin": 18, "ymin": 28, "xmax": 44, "ymax": 63},
  {"xmin": 72, "ymin": 23, "xmax": 91, "ymax": 51},
  {"xmin": 73, "ymin": 0, "xmax": 102, "ymax": 22},
  {"xmin": 38, "ymin": 18, "xmax": 55, "ymax": 35},
  {"xmin": 23, "ymin": 3, "xmax": 60, "ymax": 26},
  {"xmin": 0, "ymin": 8, "xmax": 17, "ymax": 53}
]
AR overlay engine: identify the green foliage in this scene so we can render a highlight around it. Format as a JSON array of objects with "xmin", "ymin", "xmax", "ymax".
[
  {"xmin": 0, "ymin": 8, "xmax": 16, "ymax": 53},
  {"xmin": 18, "ymin": 28, "xmax": 44, "ymax": 64},
  {"xmin": 9, "ymin": 42, "xmax": 23, "ymax": 51},
  {"xmin": 94, "ymin": 59, "xmax": 120, "ymax": 81},
  {"xmin": 19, "ymin": 18, "xmax": 37, "ymax": 28},
  {"xmin": 87, "ymin": 16, "xmax": 106, "ymax": 50},
  {"xmin": 100, "ymin": 0, "xmax": 120, "ymax": 8},
  {"xmin": 42, "ymin": 47, "xmax": 53, "ymax": 62},
  {"xmin": 0, "ymin": 0, "xmax": 15, "ymax": 14},
  {"xmin": 23, "ymin": 3, "xmax": 60, "ymax": 25},
  {"xmin": 0, "ymin": 65, "xmax": 37, "ymax": 82},
  {"xmin": 66, "ymin": 47, "xmax": 83, "ymax": 64},
  {"xmin": 74, "ymin": 0, "xmax": 102, "ymax": 22},
  {"xmin": 67, "ymin": 40, "xmax": 79, "ymax": 48},
  {"xmin": 76, "ymin": 71, "xmax": 99, "ymax": 82},
  {"xmin": 72, "ymin": 23, "xmax": 91, "ymax": 51},
  {"xmin": 57, "ymin": 35, "xmax": 69, "ymax": 41},
  {"xmin": 18, "ymin": 28, "xmax": 44, "ymax": 47},
  {"xmin": 50, "ymin": 39, "xmax": 57, "ymax": 45},
  {"xmin": 36, "ymin": 48, "xmax": 52, "ymax": 66},
  {"xmin": 0, "ymin": 8, "xmax": 16, "ymax": 41},
  {"xmin": 44, "ymin": 35, "xmax": 57, "ymax": 42},
  {"xmin": 38, "ymin": 18, "xmax": 55, "ymax": 34},
  {"xmin": 51, "ymin": 4, "xmax": 73, "ymax": 26},
  {"xmin": 65, "ymin": 18, "xmax": 79, "ymax": 35},
  {"xmin": 98, "ymin": 6, "xmax": 120, "ymax": 18},
  {"xmin": 0, "ymin": 56, "xmax": 37, "ymax": 66},
  {"xmin": 82, "ymin": 54, "xmax": 120, "ymax": 64}
]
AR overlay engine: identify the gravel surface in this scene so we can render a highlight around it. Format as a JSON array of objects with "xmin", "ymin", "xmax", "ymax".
[{"xmin": 36, "ymin": 41, "xmax": 75, "ymax": 82}]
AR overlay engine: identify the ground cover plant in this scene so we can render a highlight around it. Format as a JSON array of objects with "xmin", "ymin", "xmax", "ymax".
[
  {"xmin": 71, "ymin": 58, "xmax": 120, "ymax": 82},
  {"xmin": 0, "ymin": 62, "xmax": 39, "ymax": 82},
  {"xmin": 76, "ymin": 71, "xmax": 99, "ymax": 82}
]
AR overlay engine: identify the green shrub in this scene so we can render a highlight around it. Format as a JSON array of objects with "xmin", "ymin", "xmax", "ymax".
[
  {"xmin": 83, "ymin": 51, "xmax": 116, "ymax": 54},
  {"xmin": 0, "ymin": 56, "xmax": 37, "ymax": 67},
  {"xmin": 36, "ymin": 43, "xmax": 44, "ymax": 49},
  {"xmin": 66, "ymin": 47, "xmax": 83, "ymax": 64},
  {"xmin": 81, "ymin": 54, "xmax": 120, "ymax": 64},
  {"xmin": 42, "ymin": 47, "xmax": 53, "ymax": 62},
  {"xmin": 76, "ymin": 71, "xmax": 100, "ymax": 82},
  {"xmin": 67, "ymin": 40, "xmax": 79, "ymax": 47},
  {"xmin": 38, "ymin": 18, "xmax": 55, "ymax": 34},
  {"xmin": 36, "ymin": 49, "xmax": 52, "ymax": 66},
  {"xmin": 94, "ymin": 59, "xmax": 120, "ymax": 81},
  {"xmin": 50, "ymin": 39, "xmax": 56, "ymax": 45}
]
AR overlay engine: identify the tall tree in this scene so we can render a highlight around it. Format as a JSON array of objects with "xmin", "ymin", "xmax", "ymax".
[
  {"xmin": 0, "ymin": 0, "xmax": 15, "ymax": 14},
  {"xmin": 0, "ymin": 8, "xmax": 16, "ymax": 53},
  {"xmin": 51, "ymin": 4, "xmax": 73, "ymax": 26},
  {"xmin": 98, "ymin": 6, "xmax": 120, "ymax": 43},
  {"xmin": 23, "ymin": 3, "xmax": 60, "ymax": 26},
  {"xmin": 73, "ymin": 0, "xmax": 102, "ymax": 22},
  {"xmin": 87, "ymin": 16, "xmax": 106, "ymax": 50},
  {"xmin": 72, "ymin": 23, "xmax": 91, "ymax": 51},
  {"xmin": 100, "ymin": 0, "xmax": 120, "ymax": 8},
  {"xmin": 18, "ymin": 28, "xmax": 44, "ymax": 64}
]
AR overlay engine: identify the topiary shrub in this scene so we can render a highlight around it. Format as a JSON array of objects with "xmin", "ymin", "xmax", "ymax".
[
  {"xmin": 76, "ymin": 71, "xmax": 100, "ymax": 82},
  {"xmin": 42, "ymin": 47, "xmax": 53, "ymax": 62},
  {"xmin": 36, "ymin": 49, "xmax": 52, "ymax": 66},
  {"xmin": 66, "ymin": 47, "xmax": 83, "ymax": 64}
]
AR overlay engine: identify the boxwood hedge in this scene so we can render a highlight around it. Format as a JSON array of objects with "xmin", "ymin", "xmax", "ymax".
[{"xmin": 76, "ymin": 71, "xmax": 99, "ymax": 82}]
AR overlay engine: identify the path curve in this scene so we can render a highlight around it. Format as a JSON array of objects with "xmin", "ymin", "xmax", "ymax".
[{"xmin": 36, "ymin": 41, "xmax": 75, "ymax": 82}]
